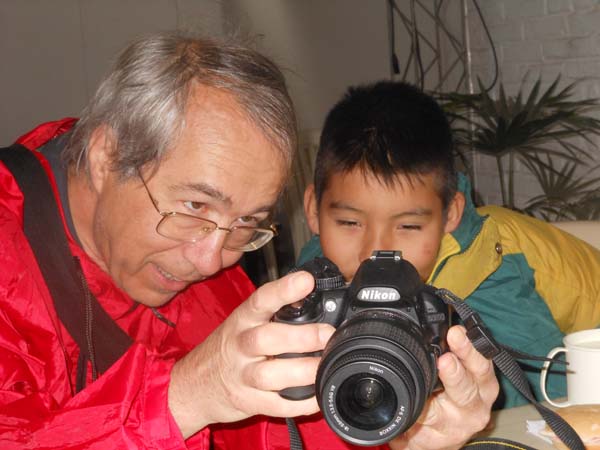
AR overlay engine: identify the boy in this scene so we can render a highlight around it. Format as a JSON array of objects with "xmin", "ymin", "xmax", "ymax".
[{"xmin": 300, "ymin": 80, "xmax": 600, "ymax": 408}]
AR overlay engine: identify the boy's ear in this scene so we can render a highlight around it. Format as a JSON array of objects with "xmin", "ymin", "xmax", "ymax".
[
  {"xmin": 87, "ymin": 125, "xmax": 116, "ymax": 193},
  {"xmin": 443, "ymin": 191, "xmax": 465, "ymax": 234},
  {"xmin": 303, "ymin": 183, "xmax": 320, "ymax": 235}
]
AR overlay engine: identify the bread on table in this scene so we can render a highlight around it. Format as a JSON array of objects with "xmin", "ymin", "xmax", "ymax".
[{"xmin": 539, "ymin": 405, "xmax": 600, "ymax": 450}]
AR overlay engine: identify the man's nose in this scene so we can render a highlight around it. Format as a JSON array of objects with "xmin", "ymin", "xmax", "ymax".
[{"xmin": 181, "ymin": 230, "xmax": 228, "ymax": 277}]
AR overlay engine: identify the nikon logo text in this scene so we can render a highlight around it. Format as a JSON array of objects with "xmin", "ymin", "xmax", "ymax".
[{"xmin": 358, "ymin": 288, "xmax": 400, "ymax": 301}]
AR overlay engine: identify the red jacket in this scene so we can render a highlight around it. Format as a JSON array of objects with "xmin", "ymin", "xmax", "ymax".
[{"xmin": 0, "ymin": 120, "xmax": 384, "ymax": 449}]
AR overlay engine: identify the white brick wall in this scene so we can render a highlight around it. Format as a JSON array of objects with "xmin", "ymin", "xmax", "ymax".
[{"xmin": 467, "ymin": 0, "xmax": 600, "ymax": 210}]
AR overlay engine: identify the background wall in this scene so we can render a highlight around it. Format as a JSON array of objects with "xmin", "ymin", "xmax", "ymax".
[
  {"xmin": 467, "ymin": 0, "xmax": 600, "ymax": 206},
  {"xmin": 0, "ymin": 0, "xmax": 392, "ymax": 146},
  {"xmin": 0, "ymin": 0, "xmax": 225, "ymax": 145}
]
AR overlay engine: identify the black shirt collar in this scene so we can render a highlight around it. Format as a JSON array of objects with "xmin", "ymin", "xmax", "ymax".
[{"xmin": 38, "ymin": 134, "xmax": 82, "ymax": 246}]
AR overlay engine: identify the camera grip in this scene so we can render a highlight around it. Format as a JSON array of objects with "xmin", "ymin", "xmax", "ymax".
[
  {"xmin": 276, "ymin": 350, "xmax": 321, "ymax": 400},
  {"xmin": 280, "ymin": 384, "xmax": 316, "ymax": 400}
]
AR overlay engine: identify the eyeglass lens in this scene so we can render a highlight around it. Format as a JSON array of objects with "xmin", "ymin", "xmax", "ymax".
[{"xmin": 157, "ymin": 214, "xmax": 273, "ymax": 250}]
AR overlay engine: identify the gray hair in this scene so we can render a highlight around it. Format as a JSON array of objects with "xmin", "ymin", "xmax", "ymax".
[{"xmin": 63, "ymin": 31, "xmax": 297, "ymax": 177}]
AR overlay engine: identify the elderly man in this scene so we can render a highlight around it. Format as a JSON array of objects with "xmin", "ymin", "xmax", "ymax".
[{"xmin": 0, "ymin": 32, "xmax": 497, "ymax": 449}]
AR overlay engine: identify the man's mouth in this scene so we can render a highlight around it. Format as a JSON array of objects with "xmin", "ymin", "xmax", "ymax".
[{"xmin": 156, "ymin": 265, "xmax": 183, "ymax": 281}]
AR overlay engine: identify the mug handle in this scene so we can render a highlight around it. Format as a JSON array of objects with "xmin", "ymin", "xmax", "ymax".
[{"xmin": 540, "ymin": 347, "xmax": 571, "ymax": 408}]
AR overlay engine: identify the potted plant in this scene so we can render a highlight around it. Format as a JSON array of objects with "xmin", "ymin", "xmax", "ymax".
[{"xmin": 438, "ymin": 77, "xmax": 600, "ymax": 220}]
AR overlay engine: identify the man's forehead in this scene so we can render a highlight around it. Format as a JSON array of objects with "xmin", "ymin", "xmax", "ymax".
[
  {"xmin": 167, "ymin": 180, "xmax": 231, "ymax": 205},
  {"xmin": 187, "ymin": 83, "xmax": 292, "ymax": 164},
  {"xmin": 168, "ymin": 180, "xmax": 277, "ymax": 211}
]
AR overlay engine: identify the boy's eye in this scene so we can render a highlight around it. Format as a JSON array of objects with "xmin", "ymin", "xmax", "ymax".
[
  {"xmin": 399, "ymin": 224, "xmax": 422, "ymax": 230},
  {"xmin": 336, "ymin": 219, "xmax": 361, "ymax": 227}
]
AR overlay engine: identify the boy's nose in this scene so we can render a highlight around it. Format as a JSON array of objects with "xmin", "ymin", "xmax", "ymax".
[{"xmin": 181, "ymin": 231, "xmax": 227, "ymax": 277}]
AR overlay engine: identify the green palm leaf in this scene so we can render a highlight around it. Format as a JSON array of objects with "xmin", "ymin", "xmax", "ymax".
[{"xmin": 436, "ymin": 75, "xmax": 600, "ymax": 214}]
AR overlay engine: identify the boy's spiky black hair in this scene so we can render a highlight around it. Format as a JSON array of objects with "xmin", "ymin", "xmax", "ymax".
[{"xmin": 314, "ymin": 81, "xmax": 456, "ymax": 209}]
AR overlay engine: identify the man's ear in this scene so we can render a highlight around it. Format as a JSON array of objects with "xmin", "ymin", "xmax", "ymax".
[
  {"xmin": 303, "ymin": 183, "xmax": 320, "ymax": 235},
  {"xmin": 443, "ymin": 191, "xmax": 465, "ymax": 234},
  {"xmin": 87, "ymin": 125, "xmax": 116, "ymax": 193}
]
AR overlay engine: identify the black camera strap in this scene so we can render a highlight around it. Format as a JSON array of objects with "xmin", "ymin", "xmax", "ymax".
[
  {"xmin": 286, "ymin": 418, "xmax": 304, "ymax": 450},
  {"xmin": 0, "ymin": 144, "xmax": 133, "ymax": 392},
  {"xmin": 436, "ymin": 288, "xmax": 584, "ymax": 450},
  {"xmin": 461, "ymin": 437, "xmax": 540, "ymax": 450}
]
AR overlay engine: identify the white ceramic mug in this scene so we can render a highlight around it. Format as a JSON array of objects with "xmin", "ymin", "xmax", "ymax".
[{"xmin": 540, "ymin": 328, "xmax": 600, "ymax": 408}]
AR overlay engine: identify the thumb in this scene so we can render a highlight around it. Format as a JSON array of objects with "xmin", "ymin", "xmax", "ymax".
[{"xmin": 236, "ymin": 270, "xmax": 315, "ymax": 326}]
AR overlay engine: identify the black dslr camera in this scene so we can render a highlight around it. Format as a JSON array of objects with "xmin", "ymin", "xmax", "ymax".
[{"xmin": 274, "ymin": 250, "xmax": 450, "ymax": 446}]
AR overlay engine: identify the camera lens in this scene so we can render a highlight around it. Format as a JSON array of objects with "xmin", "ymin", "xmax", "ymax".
[
  {"xmin": 336, "ymin": 374, "xmax": 397, "ymax": 430},
  {"xmin": 354, "ymin": 377, "xmax": 383, "ymax": 409},
  {"xmin": 316, "ymin": 310, "xmax": 437, "ymax": 446}
]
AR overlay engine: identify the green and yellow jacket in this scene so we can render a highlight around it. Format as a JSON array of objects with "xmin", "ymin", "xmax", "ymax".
[{"xmin": 298, "ymin": 175, "xmax": 600, "ymax": 408}]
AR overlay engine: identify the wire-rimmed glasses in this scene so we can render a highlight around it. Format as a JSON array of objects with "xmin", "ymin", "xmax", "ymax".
[{"xmin": 138, "ymin": 173, "xmax": 277, "ymax": 252}]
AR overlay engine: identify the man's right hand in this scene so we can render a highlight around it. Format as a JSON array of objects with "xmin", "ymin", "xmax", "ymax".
[{"xmin": 168, "ymin": 270, "xmax": 335, "ymax": 439}]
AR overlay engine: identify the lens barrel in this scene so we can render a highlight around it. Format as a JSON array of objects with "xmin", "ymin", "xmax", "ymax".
[{"xmin": 316, "ymin": 310, "xmax": 437, "ymax": 446}]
